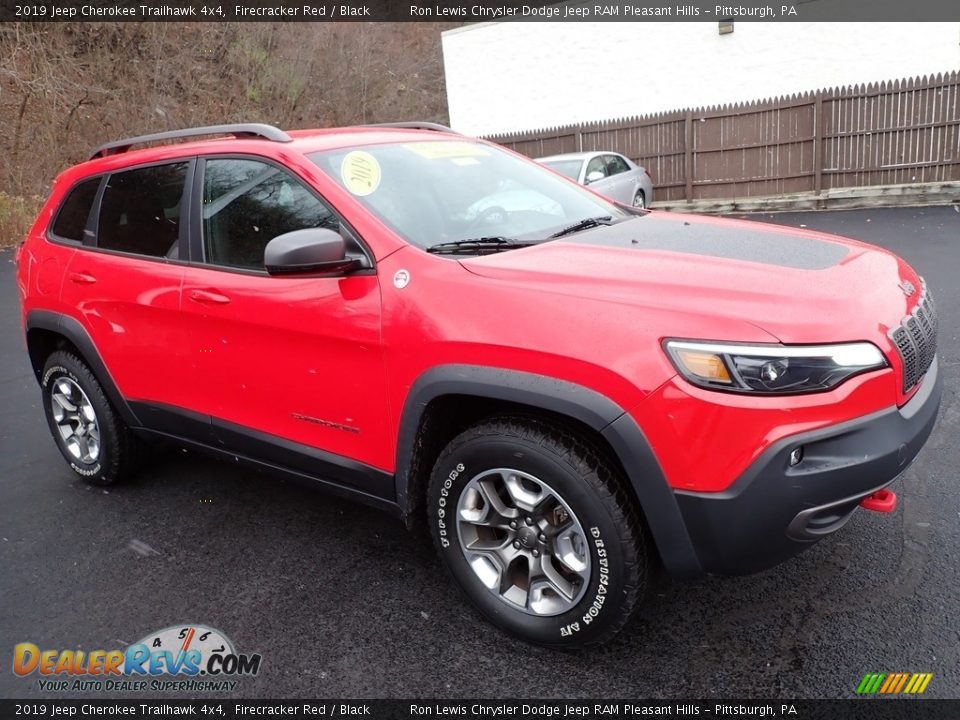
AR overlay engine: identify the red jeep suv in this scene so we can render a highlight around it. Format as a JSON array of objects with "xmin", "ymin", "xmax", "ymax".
[{"xmin": 16, "ymin": 123, "xmax": 941, "ymax": 647}]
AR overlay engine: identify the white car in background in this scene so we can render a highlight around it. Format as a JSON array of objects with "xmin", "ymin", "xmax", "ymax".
[{"xmin": 537, "ymin": 151, "xmax": 654, "ymax": 208}]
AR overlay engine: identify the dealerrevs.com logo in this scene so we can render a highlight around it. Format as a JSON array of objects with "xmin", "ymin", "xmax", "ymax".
[{"xmin": 13, "ymin": 624, "xmax": 262, "ymax": 693}]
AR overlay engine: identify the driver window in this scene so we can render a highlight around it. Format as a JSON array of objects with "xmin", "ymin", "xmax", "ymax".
[
  {"xmin": 202, "ymin": 158, "xmax": 339, "ymax": 270},
  {"xmin": 585, "ymin": 156, "xmax": 607, "ymax": 179}
]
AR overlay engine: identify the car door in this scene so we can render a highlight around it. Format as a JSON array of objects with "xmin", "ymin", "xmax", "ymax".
[
  {"xmin": 583, "ymin": 154, "xmax": 623, "ymax": 203},
  {"xmin": 59, "ymin": 161, "xmax": 191, "ymax": 411},
  {"xmin": 600, "ymin": 154, "xmax": 634, "ymax": 204},
  {"xmin": 179, "ymin": 155, "xmax": 391, "ymax": 485}
]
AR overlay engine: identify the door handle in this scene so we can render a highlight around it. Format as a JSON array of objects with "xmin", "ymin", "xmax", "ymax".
[
  {"xmin": 189, "ymin": 289, "xmax": 231, "ymax": 305},
  {"xmin": 68, "ymin": 272, "xmax": 97, "ymax": 285}
]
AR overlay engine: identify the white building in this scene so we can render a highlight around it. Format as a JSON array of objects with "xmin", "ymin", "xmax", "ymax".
[{"xmin": 442, "ymin": 22, "xmax": 960, "ymax": 136}]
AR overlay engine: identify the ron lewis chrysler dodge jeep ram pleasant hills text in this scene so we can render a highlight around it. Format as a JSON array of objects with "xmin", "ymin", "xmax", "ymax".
[{"xmin": 16, "ymin": 122, "xmax": 941, "ymax": 647}]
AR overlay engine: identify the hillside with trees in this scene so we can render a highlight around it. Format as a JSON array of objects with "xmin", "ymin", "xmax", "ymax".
[{"xmin": 0, "ymin": 22, "xmax": 454, "ymax": 244}]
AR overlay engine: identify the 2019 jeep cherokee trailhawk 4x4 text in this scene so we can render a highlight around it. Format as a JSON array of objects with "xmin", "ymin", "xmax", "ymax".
[{"xmin": 16, "ymin": 123, "xmax": 941, "ymax": 648}]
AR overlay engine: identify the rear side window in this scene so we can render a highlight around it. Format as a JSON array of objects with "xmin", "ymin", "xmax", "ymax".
[
  {"xmin": 201, "ymin": 158, "xmax": 339, "ymax": 271},
  {"xmin": 98, "ymin": 162, "xmax": 188, "ymax": 258},
  {"xmin": 51, "ymin": 177, "xmax": 101, "ymax": 242},
  {"xmin": 606, "ymin": 155, "xmax": 630, "ymax": 176}
]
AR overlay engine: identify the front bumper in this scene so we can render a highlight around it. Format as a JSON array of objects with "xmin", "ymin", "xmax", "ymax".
[{"xmin": 674, "ymin": 358, "xmax": 942, "ymax": 575}]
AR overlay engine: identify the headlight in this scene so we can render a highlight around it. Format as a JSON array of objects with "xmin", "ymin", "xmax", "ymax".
[{"xmin": 663, "ymin": 340, "xmax": 888, "ymax": 394}]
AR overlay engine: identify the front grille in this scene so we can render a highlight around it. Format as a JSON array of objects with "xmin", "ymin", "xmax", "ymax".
[{"xmin": 889, "ymin": 281, "xmax": 938, "ymax": 393}]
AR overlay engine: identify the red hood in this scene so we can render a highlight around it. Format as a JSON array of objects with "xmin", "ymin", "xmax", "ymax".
[{"xmin": 460, "ymin": 212, "xmax": 921, "ymax": 346}]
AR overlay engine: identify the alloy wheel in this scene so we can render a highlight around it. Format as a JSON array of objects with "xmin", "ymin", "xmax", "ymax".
[
  {"xmin": 456, "ymin": 468, "xmax": 591, "ymax": 616},
  {"xmin": 50, "ymin": 377, "xmax": 101, "ymax": 464}
]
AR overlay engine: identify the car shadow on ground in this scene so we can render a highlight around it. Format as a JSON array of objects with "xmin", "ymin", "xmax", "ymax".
[{"xmin": 81, "ymin": 443, "xmax": 923, "ymax": 698}]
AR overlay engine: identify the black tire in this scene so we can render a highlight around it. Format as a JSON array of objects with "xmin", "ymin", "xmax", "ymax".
[
  {"xmin": 41, "ymin": 350, "xmax": 140, "ymax": 486},
  {"xmin": 427, "ymin": 416, "xmax": 650, "ymax": 648},
  {"xmin": 632, "ymin": 189, "xmax": 647, "ymax": 209}
]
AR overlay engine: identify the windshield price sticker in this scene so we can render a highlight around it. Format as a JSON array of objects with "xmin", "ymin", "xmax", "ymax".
[{"xmin": 404, "ymin": 142, "xmax": 490, "ymax": 160}]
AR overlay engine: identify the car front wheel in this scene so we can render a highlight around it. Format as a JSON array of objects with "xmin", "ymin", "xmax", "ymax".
[{"xmin": 428, "ymin": 417, "xmax": 650, "ymax": 648}]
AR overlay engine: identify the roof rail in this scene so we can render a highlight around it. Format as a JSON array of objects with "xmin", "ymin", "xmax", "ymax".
[
  {"xmin": 364, "ymin": 122, "xmax": 459, "ymax": 134},
  {"xmin": 89, "ymin": 123, "xmax": 292, "ymax": 160}
]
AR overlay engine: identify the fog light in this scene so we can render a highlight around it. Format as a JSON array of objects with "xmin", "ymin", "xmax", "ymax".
[{"xmin": 789, "ymin": 447, "xmax": 803, "ymax": 466}]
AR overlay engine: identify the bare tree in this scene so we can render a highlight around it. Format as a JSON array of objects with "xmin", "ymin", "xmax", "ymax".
[{"xmin": 0, "ymin": 21, "xmax": 456, "ymax": 200}]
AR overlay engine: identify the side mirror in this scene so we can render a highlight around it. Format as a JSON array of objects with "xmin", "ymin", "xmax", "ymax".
[
  {"xmin": 585, "ymin": 170, "xmax": 604, "ymax": 184},
  {"xmin": 264, "ymin": 228, "xmax": 364, "ymax": 276}
]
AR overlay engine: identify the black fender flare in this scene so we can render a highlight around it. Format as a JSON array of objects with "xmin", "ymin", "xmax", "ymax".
[
  {"xmin": 395, "ymin": 364, "xmax": 702, "ymax": 578},
  {"xmin": 25, "ymin": 309, "xmax": 140, "ymax": 428}
]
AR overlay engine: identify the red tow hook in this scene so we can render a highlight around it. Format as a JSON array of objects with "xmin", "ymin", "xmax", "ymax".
[{"xmin": 860, "ymin": 489, "xmax": 897, "ymax": 513}]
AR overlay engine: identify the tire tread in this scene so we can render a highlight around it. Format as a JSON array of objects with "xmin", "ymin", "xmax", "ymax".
[
  {"xmin": 43, "ymin": 350, "xmax": 140, "ymax": 486},
  {"xmin": 429, "ymin": 414, "xmax": 649, "ymax": 648}
]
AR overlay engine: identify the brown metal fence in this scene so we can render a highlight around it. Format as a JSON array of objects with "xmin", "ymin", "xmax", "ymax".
[{"xmin": 485, "ymin": 72, "xmax": 960, "ymax": 203}]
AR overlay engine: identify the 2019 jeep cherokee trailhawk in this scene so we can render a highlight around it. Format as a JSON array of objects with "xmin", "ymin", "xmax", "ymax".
[{"xmin": 16, "ymin": 123, "xmax": 941, "ymax": 648}]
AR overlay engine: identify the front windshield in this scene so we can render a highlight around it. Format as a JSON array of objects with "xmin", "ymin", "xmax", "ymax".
[
  {"xmin": 540, "ymin": 158, "xmax": 583, "ymax": 181},
  {"xmin": 310, "ymin": 140, "xmax": 630, "ymax": 250}
]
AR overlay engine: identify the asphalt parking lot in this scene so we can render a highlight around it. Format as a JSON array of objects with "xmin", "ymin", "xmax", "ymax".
[{"xmin": 1, "ymin": 206, "xmax": 957, "ymax": 700}]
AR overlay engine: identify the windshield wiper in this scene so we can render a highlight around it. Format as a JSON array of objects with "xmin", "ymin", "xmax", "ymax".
[
  {"xmin": 425, "ymin": 237, "xmax": 536, "ymax": 255},
  {"xmin": 549, "ymin": 215, "xmax": 614, "ymax": 239}
]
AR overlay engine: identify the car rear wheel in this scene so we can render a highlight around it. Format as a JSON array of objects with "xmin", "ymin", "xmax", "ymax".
[
  {"xmin": 632, "ymin": 189, "xmax": 647, "ymax": 208},
  {"xmin": 41, "ymin": 350, "xmax": 141, "ymax": 486},
  {"xmin": 428, "ymin": 416, "xmax": 650, "ymax": 648}
]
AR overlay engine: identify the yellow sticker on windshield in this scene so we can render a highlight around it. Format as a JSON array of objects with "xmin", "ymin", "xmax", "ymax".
[
  {"xmin": 405, "ymin": 141, "xmax": 490, "ymax": 160},
  {"xmin": 341, "ymin": 150, "xmax": 381, "ymax": 196}
]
